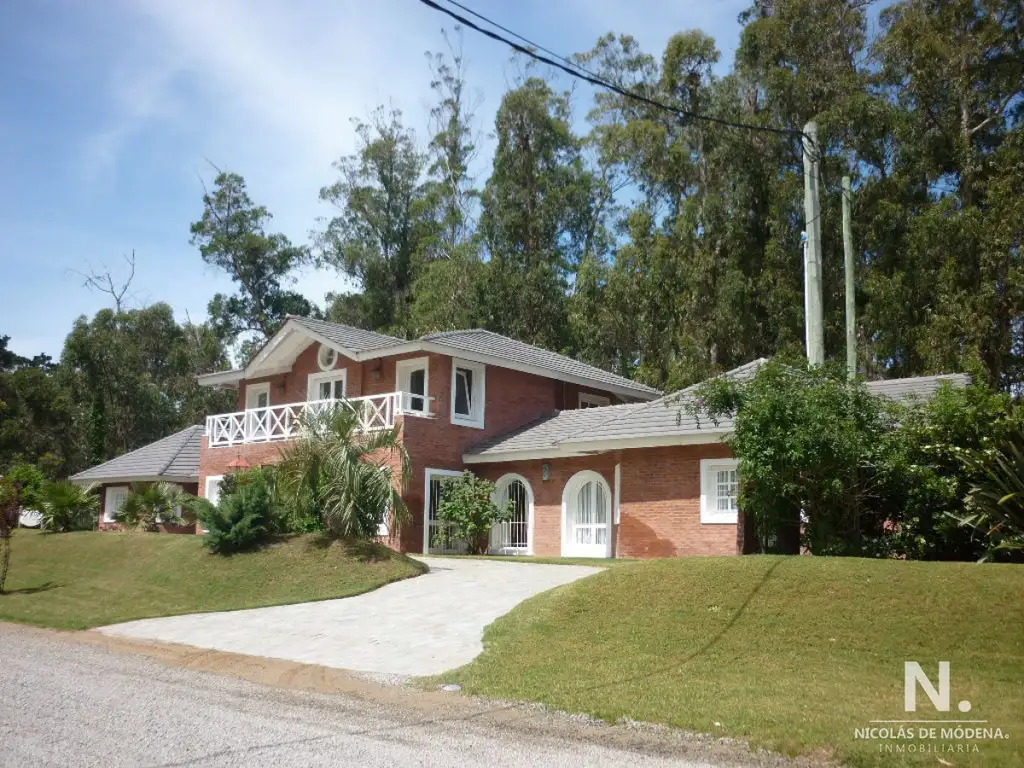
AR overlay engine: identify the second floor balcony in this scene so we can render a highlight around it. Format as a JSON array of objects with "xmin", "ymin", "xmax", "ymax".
[{"xmin": 204, "ymin": 391, "xmax": 431, "ymax": 448}]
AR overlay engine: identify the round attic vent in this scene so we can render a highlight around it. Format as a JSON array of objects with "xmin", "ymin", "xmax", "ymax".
[{"xmin": 317, "ymin": 344, "xmax": 338, "ymax": 371}]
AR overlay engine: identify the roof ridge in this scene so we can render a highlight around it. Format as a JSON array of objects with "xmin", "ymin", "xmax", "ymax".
[
  {"xmin": 293, "ymin": 316, "xmax": 404, "ymax": 343},
  {"xmin": 156, "ymin": 424, "xmax": 202, "ymax": 476},
  {"xmin": 866, "ymin": 372, "xmax": 967, "ymax": 385}
]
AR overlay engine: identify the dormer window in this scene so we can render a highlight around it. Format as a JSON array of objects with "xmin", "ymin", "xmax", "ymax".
[
  {"xmin": 451, "ymin": 359, "xmax": 485, "ymax": 429},
  {"xmin": 317, "ymin": 344, "xmax": 338, "ymax": 371}
]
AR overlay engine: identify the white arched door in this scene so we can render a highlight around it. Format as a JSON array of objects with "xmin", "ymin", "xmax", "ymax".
[
  {"xmin": 562, "ymin": 471, "xmax": 612, "ymax": 558},
  {"xmin": 489, "ymin": 474, "xmax": 533, "ymax": 555}
]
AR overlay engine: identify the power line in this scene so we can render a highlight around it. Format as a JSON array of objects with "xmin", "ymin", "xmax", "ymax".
[{"xmin": 417, "ymin": 0, "xmax": 805, "ymax": 140}]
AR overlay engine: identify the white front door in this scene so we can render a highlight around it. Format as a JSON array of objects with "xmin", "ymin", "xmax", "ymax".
[{"xmin": 562, "ymin": 472, "xmax": 612, "ymax": 558}]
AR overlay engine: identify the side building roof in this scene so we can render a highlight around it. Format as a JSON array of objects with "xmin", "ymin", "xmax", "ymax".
[
  {"xmin": 464, "ymin": 362, "xmax": 969, "ymax": 463},
  {"xmin": 70, "ymin": 425, "xmax": 203, "ymax": 485}
]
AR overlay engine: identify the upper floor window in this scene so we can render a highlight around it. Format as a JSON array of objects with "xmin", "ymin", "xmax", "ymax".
[
  {"xmin": 308, "ymin": 369, "xmax": 347, "ymax": 401},
  {"xmin": 578, "ymin": 392, "xmax": 611, "ymax": 409},
  {"xmin": 396, "ymin": 357, "xmax": 429, "ymax": 413},
  {"xmin": 451, "ymin": 359, "xmax": 485, "ymax": 429},
  {"xmin": 700, "ymin": 458, "xmax": 739, "ymax": 524}
]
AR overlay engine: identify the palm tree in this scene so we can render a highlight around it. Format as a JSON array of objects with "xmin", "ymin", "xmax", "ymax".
[
  {"xmin": 39, "ymin": 481, "xmax": 99, "ymax": 532},
  {"xmin": 960, "ymin": 436, "xmax": 1024, "ymax": 559},
  {"xmin": 117, "ymin": 482, "xmax": 194, "ymax": 531},
  {"xmin": 280, "ymin": 404, "xmax": 411, "ymax": 539}
]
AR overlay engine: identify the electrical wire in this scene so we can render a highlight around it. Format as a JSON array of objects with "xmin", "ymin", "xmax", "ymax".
[{"xmin": 417, "ymin": 0, "xmax": 807, "ymax": 140}]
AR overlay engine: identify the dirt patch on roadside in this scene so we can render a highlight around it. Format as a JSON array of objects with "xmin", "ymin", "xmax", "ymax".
[{"xmin": 7, "ymin": 623, "xmax": 827, "ymax": 767}]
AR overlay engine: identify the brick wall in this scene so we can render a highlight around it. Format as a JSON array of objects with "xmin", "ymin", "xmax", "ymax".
[
  {"xmin": 475, "ymin": 443, "xmax": 741, "ymax": 558},
  {"xmin": 617, "ymin": 445, "xmax": 739, "ymax": 557},
  {"xmin": 401, "ymin": 355, "xmax": 623, "ymax": 552},
  {"xmin": 198, "ymin": 437, "xmax": 288, "ymax": 495},
  {"xmin": 96, "ymin": 481, "xmax": 198, "ymax": 533},
  {"xmin": 476, "ymin": 455, "xmax": 618, "ymax": 556}
]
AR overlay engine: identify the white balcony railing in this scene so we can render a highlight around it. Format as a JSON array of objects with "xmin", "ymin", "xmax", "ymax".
[{"xmin": 204, "ymin": 392, "xmax": 430, "ymax": 448}]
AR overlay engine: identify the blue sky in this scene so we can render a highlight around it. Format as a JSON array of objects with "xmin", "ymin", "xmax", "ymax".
[{"xmin": 0, "ymin": 0, "xmax": 748, "ymax": 359}]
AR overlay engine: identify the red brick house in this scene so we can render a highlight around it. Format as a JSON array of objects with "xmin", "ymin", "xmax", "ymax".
[{"xmin": 73, "ymin": 316, "xmax": 968, "ymax": 558}]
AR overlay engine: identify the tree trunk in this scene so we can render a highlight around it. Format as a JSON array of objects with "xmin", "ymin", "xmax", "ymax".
[{"xmin": 0, "ymin": 533, "xmax": 11, "ymax": 594}]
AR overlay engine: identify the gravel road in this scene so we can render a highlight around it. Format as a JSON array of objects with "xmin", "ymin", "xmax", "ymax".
[{"xmin": 0, "ymin": 623, "xmax": 750, "ymax": 768}]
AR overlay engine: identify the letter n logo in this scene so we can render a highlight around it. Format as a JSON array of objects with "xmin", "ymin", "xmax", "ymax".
[{"xmin": 904, "ymin": 661, "xmax": 950, "ymax": 712}]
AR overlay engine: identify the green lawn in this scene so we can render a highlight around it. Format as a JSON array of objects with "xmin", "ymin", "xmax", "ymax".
[
  {"xmin": 0, "ymin": 530, "xmax": 426, "ymax": 629},
  {"xmin": 438, "ymin": 556, "xmax": 1024, "ymax": 767},
  {"xmin": 419, "ymin": 553, "xmax": 636, "ymax": 567}
]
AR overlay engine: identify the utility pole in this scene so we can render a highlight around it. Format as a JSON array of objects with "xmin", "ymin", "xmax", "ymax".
[
  {"xmin": 842, "ymin": 176, "xmax": 856, "ymax": 379},
  {"xmin": 802, "ymin": 121, "xmax": 824, "ymax": 366}
]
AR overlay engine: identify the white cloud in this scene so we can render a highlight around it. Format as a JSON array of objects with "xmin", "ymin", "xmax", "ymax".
[{"xmin": 15, "ymin": 0, "xmax": 748, "ymax": 356}]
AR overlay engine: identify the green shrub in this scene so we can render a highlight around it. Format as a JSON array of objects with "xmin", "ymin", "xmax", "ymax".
[
  {"xmin": 39, "ymin": 481, "xmax": 99, "ymax": 532},
  {"xmin": 957, "ymin": 430, "xmax": 1024, "ymax": 560},
  {"xmin": 436, "ymin": 472, "xmax": 513, "ymax": 555},
  {"xmin": 693, "ymin": 361, "xmax": 886, "ymax": 555},
  {"xmin": 1, "ymin": 463, "xmax": 46, "ymax": 510},
  {"xmin": 690, "ymin": 359, "xmax": 1020, "ymax": 559},
  {"xmin": 873, "ymin": 383, "xmax": 1019, "ymax": 560},
  {"xmin": 199, "ymin": 481, "xmax": 277, "ymax": 554},
  {"xmin": 116, "ymin": 482, "xmax": 194, "ymax": 531}
]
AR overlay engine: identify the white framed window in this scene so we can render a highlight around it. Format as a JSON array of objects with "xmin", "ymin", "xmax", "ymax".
[
  {"xmin": 578, "ymin": 392, "xmax": 611, "ymax": 409},
  {"xmin": 204, "ymin": 475, "xmax": 224, "ymax": 505},
  {"xmin": 396, "ymin": 357, "xmax": 429, "ymax": 414},
  {"xmin": 103, "ymin": 485, "xmax": 129, "ymax": 523},
  {"xmin": 245, "ymin": 382, "xmax": 270, "ymax": 410},
  {"xmin": 317, "ymin": 343, "xmax": 338, "ymax": 371},
  {"xmin": 308, "ymin": 369, "xmax": 347, "ymax": 402},
  {"xmin": 202, "ymin": 475, "xmax": 224, "ymax": 534},
  {"xmin": 450, "ymin": 358, "xmax": 485, "ymax": 429},
  {"xmin": 700, "ymin": 458, "xmax": 740, "ymax": 524}
]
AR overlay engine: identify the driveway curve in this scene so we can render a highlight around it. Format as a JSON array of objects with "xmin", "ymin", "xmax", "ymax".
[{"xmin": 97, "ymin": 557, "xmax": 601, "ymax": 677}]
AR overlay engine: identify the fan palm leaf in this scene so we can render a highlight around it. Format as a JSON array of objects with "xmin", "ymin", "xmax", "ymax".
[{"xmin": 279, "ymin": 403, "xmax": 411, "ymax": 538}]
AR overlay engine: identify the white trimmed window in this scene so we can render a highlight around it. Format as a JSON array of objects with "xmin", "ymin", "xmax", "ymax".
[
  {"xmin": 578, "ymin": 392, "xmax": 611, "ymax": 409},
  {"xmin": 700, "ymin": 458, "xmax": 740, "ymax": 524},
  {"xmin": 204, "ymin": 475, "xmax": 224, "ymax": 505},
  {"xmin": 103, "ymin": 486, "xmax": 129, "ymax": 523},
  {"xmin": 450, "ymin": 359, "xmax": 485, "ymax": 429},
  {"xmin": 396, "ymin": 357, "xmax": 429, "ymax": 414},
  {"xmin": 308, "ymin": 369, "xmax": 347, "ymax": 401}
]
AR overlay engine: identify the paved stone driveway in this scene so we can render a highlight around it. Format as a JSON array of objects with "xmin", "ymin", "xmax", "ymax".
[{"xmin": 98, "ymin": 557, "xmax": 601, "ymax": 677}]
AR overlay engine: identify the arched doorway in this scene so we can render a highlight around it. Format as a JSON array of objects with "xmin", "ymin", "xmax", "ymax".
[
  {"xmin": 561, "ymin": 470, "xmax": 613, "ymax": 558},
  {"xmin": 489, "ymin": 473, "xmax": 534, "ymax": 555}
]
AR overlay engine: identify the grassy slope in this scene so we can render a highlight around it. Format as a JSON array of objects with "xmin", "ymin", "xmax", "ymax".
[
  {"xmin": 442, "ymin": 556, "xmax": 1024, "ymax": 767},
  {"xmin": 0, "ymin": 530, "xmax": 425, "ymax": 629}
]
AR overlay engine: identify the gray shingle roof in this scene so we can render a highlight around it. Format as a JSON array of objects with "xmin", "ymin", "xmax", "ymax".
[
  {"xmin": 421, "ymin": 328, "xmax": 661, "ymax": 397},
  {"xmin": 467, "ymin": 404, "xmax": 648, "ymax": 458},
  {"xmin": 557, "ymin": 358, "xmax": 767, "ymax": 444},
  {"xmin": 865, "ymin": 373, "xmax": 970, "ymax": 401},
  {"xmin": 464, "ymin": 361, "xmax": 969, "ymax": 461},
  {"xmin": 291, "ymin": 316, "xmax": 403, "ymax": 353},
  {"xmin": 70, "ymin": 425, "xmax": 203, "ymax": 484}
]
